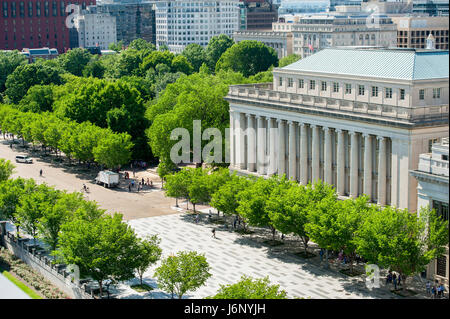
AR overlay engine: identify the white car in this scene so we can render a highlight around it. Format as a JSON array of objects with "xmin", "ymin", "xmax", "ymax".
[{"xmin": 15, "ymin": 155, "xmax": 33, "ymax": 164}]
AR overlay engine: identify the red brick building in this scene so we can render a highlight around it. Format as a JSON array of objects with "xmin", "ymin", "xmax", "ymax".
[{"xmin": 1, "ymin": 0, "xmax": 95, "ymax": 53}]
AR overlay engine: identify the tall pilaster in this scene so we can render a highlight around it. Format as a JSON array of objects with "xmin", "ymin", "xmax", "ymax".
[
  {"xmin": 236, "ymin": 112, "xmax": 246, "ymax": 170},
  {"xmin": 268, "ymin": 118, "xmax": 277, "ymax": 175},
  {"xmin": 277, "ymin": 119, "xmax": 286, "ymax": 177},
  {"xmin": 323, "ymin": 127, "xmax": 333, "ymax": 185},
  {"xmin": 336, "ymin": 129, "xmax": 345, "ymax": 196},
  {"xmin": 377, "ymin": 136, "xmax": 387, "ymax": 206},
  {"xmin": 363, "ymin": 133, "xmax": 373, "ymax": 199},
  {"xmin": 288, "ymin": 121, "xmax": 297, "ymax": 181},
  {"xmin": 256, "ymin": 116, "xmax": 265, "ymax": 175},
  {"xmin": 300, "ymin": 123, "xmax": 308, "ymax": 185},
  {"xmin": 311, "ymin": 125, "xmax": 320, "ymax": 183},
  {"xmin": 229, "ymin": 110, "xmax": 235, "ymax": 168},
  {"xmin": 246, "ymin": 114, "xmax": 256, "ymax": 172},
  {"xmin": 349, "ymin": 131, "xmax": 359, "ymax": 198}
]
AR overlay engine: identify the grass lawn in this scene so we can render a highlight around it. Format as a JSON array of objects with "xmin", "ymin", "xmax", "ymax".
[
  {"xmin": 131, "ymin": 283, "xmax": 154, "ymax": 293},
  {"xmin": 2, "ymin": 271, "xmax": 43, "ymax": 299}
]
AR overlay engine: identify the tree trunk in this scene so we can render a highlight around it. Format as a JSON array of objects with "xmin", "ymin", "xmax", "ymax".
[
  {"xmin": 140, "ymin": 275, "xmax": 143, "ymax": 286},
  {"xmin": 193, "ymin": 203, "xmax": 196, "ymax": 213},
  {"xmin": 271, "ymin": 227, "xmax": 276, "ymax": 241},
  {"xmin": 175, "ymin": 198, "xmax": 179, "ymax": 207},
  {"xmin": 98, "ymin": 280, "xmax": 103, "ymax": 299},
  {"xmin": 325, "ymin": 250, "xmax": 329, "ymax": 269}
]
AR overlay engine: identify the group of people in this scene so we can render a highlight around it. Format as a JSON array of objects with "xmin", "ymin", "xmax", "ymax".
[
  {"xmin": 386, "ymin": 270, "xmax": 403, "ymax": 290},
  {"xmin": 426, "ymin": 281, "xmax": 447, "ymax": 299},
  {"xmin": 127, "ymin": 177, "xmax": 153, "ymax": 192}
]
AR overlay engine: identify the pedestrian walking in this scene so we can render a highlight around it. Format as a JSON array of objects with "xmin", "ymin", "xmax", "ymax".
[
  {"xmin": 233, "ymin": 216, "xmax": 238, "ymax": 229},
  {"xmin": 39, "ymin": 169, "xmax": 43, "ymax": 177},
  {"xmin": 9, "ymin": 143, "xmax": 12, "ymax": 149},
  {"xmin": 319, "ymin": 249, "xmax": 324, "ymax": 262},
  {"xmin": 211, "ymin": 228, "xmax": 216, "ymax": 239},
  {"xmin": 431, "ymin": 285, "xmax": 437, "ymax": 299},
  {"xmin": 397, "ymin": 274, "xmax": 402, "ymax": 286},
  {"xmin": 128, "ymin": 183, "xmax": 131, "ymax": 192},
  {"xmin": 386, "ymin": 271, "xmax": 393, "ymax": 285},
  {"xmin": 426, "ymin": 281, "xmax": 431, "ymax": 295},
  {"xmin": 439, "ymin": 283, "xmax": 445, "ymax": 298},
  {"xmin": 393, "ymin": 273, "xmax": 398, "ymax": 290},
  {"xmin": 142, "ymin": 178, "xmax": 145, "ymax": 185},
  {"xmin": 195, "ymin": 214, "xmax": 199, "ymax": 224}
]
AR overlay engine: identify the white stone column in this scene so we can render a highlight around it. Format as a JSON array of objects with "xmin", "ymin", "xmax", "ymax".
[
  {"xmin": 323, "ymin": 127, "xmax": 332, "ymax": 185},
  {"xmin": 256, "ymin": 116, "xmax": 265, "ymax": 175},
  {"xmin": 311, "ymin": 125, "xmax": 320, "ymax": 183},
  {"xmin": 336, "ymin": 129, "xmax": 345, "ymax": 196},
  {"xmin": 236, "ymin": 112, "xmax": 246, "ymax": 170},
  {"xmin": 363, "ymin": 133, "xmax": 373, "ymax": 199},
  {"xmin": 377, "ymin": 136, "xmax": 387, "ymax": 206},
  {"xmin": 229, "ymin": 110, "xmax": 235, "ymax": 168},
  {"xmin": 277, "ymin": 119, "xmax": 286, "ymax": 177},
  {"xmin": 288, "ymin": 121, "xmax": 297, "ymax": 181},
  {"xmin": 268, "ymin": 117, "xmax": 277, "ymax": 175},
  {"xmin": 246, "ymin": 114, "xmax": 256, "ymax": 172},
  {"xmin": 349, "ymin": 131, "xmax": 359, "ymax": 198},
  {"xmin": 300, "ymin": 123, "xmax": 308, "ymax": 185}
]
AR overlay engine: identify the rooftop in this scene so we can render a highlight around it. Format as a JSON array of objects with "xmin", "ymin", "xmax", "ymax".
[{"xmin": 280, "ymin": 48, "xmax": 449, "ymax": 80}]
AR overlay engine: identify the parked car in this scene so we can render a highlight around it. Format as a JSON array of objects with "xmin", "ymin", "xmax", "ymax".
[{"xmin": 15, "ymin": 155, "xmax": 33, "ymax": 164}]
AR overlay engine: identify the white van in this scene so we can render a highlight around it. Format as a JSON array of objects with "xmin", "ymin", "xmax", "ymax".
[{"xmin": 15, "ymin": 155, "xmax": 33, "ymax": 164}]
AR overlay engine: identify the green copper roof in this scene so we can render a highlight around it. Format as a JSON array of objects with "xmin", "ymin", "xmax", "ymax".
[{"xmin": 281, "ymin": 48, "xmax": 449, "ymax": 80}]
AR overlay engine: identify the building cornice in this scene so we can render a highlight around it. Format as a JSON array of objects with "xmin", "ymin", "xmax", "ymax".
[{"xmin": 410, "ymin": 169, "xmax": 450, "ymax": 186}]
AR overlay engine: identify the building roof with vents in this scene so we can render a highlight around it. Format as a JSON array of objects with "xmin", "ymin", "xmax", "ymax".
[{"xmin": 280, "ymin": 48, "xmax": 449, "ymax": 81}]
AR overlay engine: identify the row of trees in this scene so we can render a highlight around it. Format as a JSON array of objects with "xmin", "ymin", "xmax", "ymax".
[
  {"xmin": 0, "ymin": 105, "xmax": 133, "ymax": 169},
  {"xmin": 0, "ymin": 161, "xmax": 214, "ymax": 299},
  {"xmin": 164, "ymin": 168, "xmax": 449, "ymax": 288}
]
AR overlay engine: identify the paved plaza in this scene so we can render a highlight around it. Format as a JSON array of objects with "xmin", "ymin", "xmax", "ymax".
[{"xmin": 114, "ymin": 209, "xmax": 400, "ymax": 299}]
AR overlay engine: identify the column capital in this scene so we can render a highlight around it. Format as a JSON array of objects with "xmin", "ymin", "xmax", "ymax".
[
  {"xmin": 299, "ymin": 122, "xmax": 307, "ymax": 128},
  {"xmin": 362, "ymin": 133, "xmax": 371, "ymax": 138},
  {"xmin": 310, "ymin": 124, "xmax": 318, "ymax": 129},
  {"xmin": 255, "ymin": 115, "xmax": 264, "ymax": 120},
  {"xmin": 287, "ymin": 120, "xmax": 296, "ymax": 126},
  {"xmin": 277, "ymin": 118, "xmax": 285, "ymax": 124},
  {"xmin": 335, "ymin": 128, "xmax": 344, "ymax": 134},
  {"xmin": 348, "ymin": 131, "xmax": 358, "ymax": 136},
  {"xmin": 245, "ymin": 113, "xmax": 253, "ymax": 119},
  {"xmin": 323, "ymin": 126, "xmax": 330, "ymax": 132},
  {"xmin": 377, "ymin": 136, "xmax": 386, "ymax": 141}
]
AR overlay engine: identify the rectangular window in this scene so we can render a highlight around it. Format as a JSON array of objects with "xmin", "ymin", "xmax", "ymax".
[
  {"xmin": 436, "ymin": 256, "xmax": 447, "ymax": 278},
  {"xmin": 321, "ymin": 81, "xmax": 327, "ymax": 91},
  {"xmin": 288, "ymin": 78, "xmax": 293, "ymax": 87},
  {"xmin": 371, "ymin": 86, "xmax": 378, "ymax": 97},
  {"xmin": 400, "ymin": 89, "xmax": 405, "ymax": 100},
  {"xmin": 298, "ymin": 79, "xmax": 304, "ymax": 89},
  {"xmin": 279, "ymin": 77, "xmax": 283, "ymax": 86},
  {"xmin": 333, "ymin": 82, "xmax": 340, "ymax": 93},
  {"xmin": 419, "ymin": 89, "xmax": 425, "ymax": 100},
  {"xmin": 433, "ymin": 88, "xmax": 441, "ymax": 99},
  {"xmin": 345, "ymin": 84, "xmax": 351, "ymax": 94},
  {"xmin": 358, "ymin": 85, "xmax": 365, "ymax": 96},
  {"xmin": 310, "ymin": 80, "xmax": 315, "ymax": 90},
  {"xmin": 433, "ymin": 200, "xmax": 449, "ymax": 221},
  {"xmin": 385, "ymin": 88, "xmax": 392, "ymax": 99}
]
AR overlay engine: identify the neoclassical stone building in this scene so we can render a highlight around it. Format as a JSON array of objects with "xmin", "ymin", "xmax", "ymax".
[{"xmin": 225, "ymin": 47, "xmax": 449, "ymax": 211}]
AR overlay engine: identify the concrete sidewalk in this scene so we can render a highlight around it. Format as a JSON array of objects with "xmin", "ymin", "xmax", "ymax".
[{"xmin": 0, "ymin": 273, "xmax": 31, "ymax": 299}]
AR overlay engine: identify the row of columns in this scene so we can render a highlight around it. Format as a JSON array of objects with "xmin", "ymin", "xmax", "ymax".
[{"xmin": 230, "ymin": 111, "xmax": 388, "ymax": 205}]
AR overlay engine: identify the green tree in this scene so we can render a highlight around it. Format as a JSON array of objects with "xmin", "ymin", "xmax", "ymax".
[
  {"xmin": 38, "ymin": 192, "xmax": 84, "ymax": 252},
  {"xmin": 109, "ymin": 41, "xmax": 124, "ymax": 52},
  {"xmin": 128, "ymin": 38, "xmax": 156, "ymax": 52},
  {"xmin": 17, "ymin": 183, "xmax": 60, "ymax": 245},
  {"xmin": 5, "ymin": 63, "xmax": 63, "ymax": 103},
  {"xmin": 355, "ymin": 206, "xmax": 448, "ymax": 289},
  {"xmin": 93, "ymin": 132, "xmax": 134, "ymax": 169},
  {"xmin": 58, "ymin": 48, "xmax": 92, "ymax": 76},
  {"xmin": 134, "ymin": 235, "xmax": 162, "ymax": 286},
  {"xmin": 140, "ymin": 50, "xmax": 175, "ymax": 73},
  {"xmin": 164, "ymin": 167, "xmax": 192, "ymax": 208},
  {"xmin": 56, "ymin": 213, "xmax": 141, "ymax": 297},
  {"xmin": 0, "ymin": 50, "xmax": 27, "ymax": 93},
  {"xmin": 206, "ymin": 34, "xmax": 234, "ymax": 72},
  {"xmin": 181, "ymin": 44, "xmax": 207, "ymax": 72},
  {"xmin": 17, "ymin": 85, "xmax": 54, "ymax": 113},
  {"xmin": 83, "ymin": 56, "xmax": 106, "ymax": 78},
  {"xmin": 171, "ymin": 55, "xmax": 194, "ymax": 75},
  {"xmin": 187, "ymin": 168, "xmax": 210, "ymax": 213},
  {"xmin": 278, "ymin": 54, "xmax": 302, "ymax": 67},
  {"xmin": 0, "ymin": 178, "xmax": 30, "ymax": 233},
  {"xmin": 216, "ymin": 40, "xmax": 278, "ymax": 77},
  {"xmin": 210, "ymin": 174, "xmax": 250, "ymax": 218},
  {"xmin": 266, "ymin": 183, "xmax": 311, "ymax": 253},
  {"xmin": 209, "ymin": 275, "xmax": 287, "ymax": 299},
  {"xmin": 0, "ymin": 158, "xmax": 15, "ymax": 183},
  {"xmin": 154, "ymin": 250, "xmax": 212, "ymax": 299}
]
